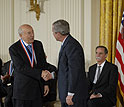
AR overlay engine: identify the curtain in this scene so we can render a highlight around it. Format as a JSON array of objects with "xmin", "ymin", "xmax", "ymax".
[
  {"xmin": 100, "ymin": 0, "xmax": 124, "ymax": 107},
  {"xmin": 100, "ymin": 0, "xmax": 124, "ymax": 63}
]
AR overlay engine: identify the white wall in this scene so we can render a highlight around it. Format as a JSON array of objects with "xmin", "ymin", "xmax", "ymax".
[
  {"xmin": 84, "ymin": 0, "xmax": 100, "ymax": 71},
  {"xmin": 0, "ymin": 0, "xmax": 14, "ymax": 62},
  {"xmin": 0, "ymin": 0, "xmax": 100, "ymax": 70},
  {"xmin": 13, "ymin": 0, "xmax": 84, "ymax": 65}
]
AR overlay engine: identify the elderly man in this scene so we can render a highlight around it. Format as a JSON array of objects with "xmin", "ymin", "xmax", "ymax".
[
  {"xmin": 9, "ymin": 24, "xmax": 49, "ymax": 107},
  {"xmin": 87, "ymin": 46, "xmax": 118, "ymax": 107}
]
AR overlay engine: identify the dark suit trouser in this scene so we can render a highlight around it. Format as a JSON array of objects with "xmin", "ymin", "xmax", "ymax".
[
  {"xmin": 4, "ymin": 85, "xmax": 13, "ymax": 107},
  {"xmin": 87, "ymin": 97, "xmax": 113, "ymax": 107},
  {"xmin": 61, "ymin": 99, "xmax": 87, "ymax": 107},
  {"xmin": 13, "ymin": 97, "xmax": 43, "ymax": 107}
]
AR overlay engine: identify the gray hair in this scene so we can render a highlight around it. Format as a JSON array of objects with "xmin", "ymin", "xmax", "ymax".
[
  {"xmin": 18, "ymin": 27, "xmax": 23, "ymax": 35},
  {"xmin": 96, "ymin": 46, "xmax": 108, "ymax": 54},
  {"xmin": 52, "ymin": 19, "xmax": 70, "ymax": 35}
]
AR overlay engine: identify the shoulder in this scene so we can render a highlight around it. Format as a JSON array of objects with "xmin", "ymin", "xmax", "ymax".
[
  {"xmin": 33, "ymin": 40, "xmax": 43, "ymax": 47},
  {"xmin": 33, "ymin": 40, "xmax": 45, "ymax": 51},
  {"xmin": 105, "ymin": 61, "xmax": 118, "ymax": 70},
  {"xmin": 88, "ymin": 64, "xmax": 97, "ymax": 75},
  {"xmin": 34, "ymin": 40, "xmax": 42, "ymax": 45},
  {"xmin": 9, "ymin": 40, "xmax": 20, "ymax": 50},
  {"xmin": 89, "ymin": 64, "xmax": 97, "ymax": 70},
  {"xmin": 68, "ymin": 35, "xmax": 81, "ymax": 45},
  {"xmin": 67, "ymin": 35, "xmax": 83, "ymax": 50}
]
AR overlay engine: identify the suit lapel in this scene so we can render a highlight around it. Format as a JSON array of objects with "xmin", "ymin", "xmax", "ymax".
[
  {"xmin": 91, "ymin": 64, "xmax": 97, "ymax": 82},
  {"xmin": 96, "ymin": 61, "xmax": 108, "ymax": 84},
  {"xmin": 33, "ymin": 41, "xmax": 38, "ymax": 66},
  {"xmin": 58, "ymin": 35, "xmax": 71, "ymax": 61},
  {"xmin": 17, "ymin": 41, "xmax": 30, "ymax": 63}
]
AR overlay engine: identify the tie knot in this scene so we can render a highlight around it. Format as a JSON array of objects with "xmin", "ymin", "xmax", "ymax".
[
  {"xmin": 28, "ymin": 45, "xmax": 32, "ymax": 48},
  {"xmin": 98, "ymin": 66, "xmax": 101, "ymax": 68}
]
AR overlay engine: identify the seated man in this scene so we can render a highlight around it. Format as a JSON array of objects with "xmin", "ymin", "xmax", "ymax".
[
  {"xmin": 87, "ymin": 46, "xmax": 118, "ymax": 107},
  {"xmin": 1, "ymin": 60, "xmax": 13, "ymax": 107},
  {"xmin": 0, "ymin": 58, "xmax": 2, "ymax": 75},
  {"xmin": 0, "ymin": 58, "xmax": 7, "ymax": 107}
]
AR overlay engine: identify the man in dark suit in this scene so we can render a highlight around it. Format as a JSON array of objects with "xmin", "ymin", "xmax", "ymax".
[
  {"xmin": 87, "ymin": 46, "xmax": 118, "ymax": 107},
  {"xmin": 0, "ymin": 58, "xmax": 2, "ymax": 73},
  {"xmin": 9, "ymin": 24, "xmax": 50, "ymax": 107},
  {"xmin": 0, "ymin": 58, "xmax": 4, "ymax": 107},
  {"xmin": 52, "ymin": 19, "xmax": 88, "ymax": 107},
  {"xmin": 1, "ymin": 60, "xmax": 13, "ymax": 107}
]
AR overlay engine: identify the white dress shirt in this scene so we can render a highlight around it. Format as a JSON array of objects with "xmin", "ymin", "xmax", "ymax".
[
  {"xmin": 22, "ymin": 40, "xmax": 37, "ymax": 64},
  {"xmin": 92, "ymin": 60, "xmax": 106, "ymax": 97},
  {"xmin": 93, "ymin": 61, "xmax": 106, "ymax": 84}
]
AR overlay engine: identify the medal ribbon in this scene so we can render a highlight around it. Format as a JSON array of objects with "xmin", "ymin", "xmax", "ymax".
[{"xmin": 20, "ymin": 39, "xmax": 35, "ymax": 67}]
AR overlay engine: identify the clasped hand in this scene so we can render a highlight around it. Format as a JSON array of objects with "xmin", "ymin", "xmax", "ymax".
[
  {"xmin": 90, "ymin": 93, "xmax": 102, "ymax": 99},
  {"xmin": 66, "ymin": 95, "xmax": 74, "ymax": 105},
  {"xmin": 41, "ymin": 70, "xmax": 52, "ymax": 81}
]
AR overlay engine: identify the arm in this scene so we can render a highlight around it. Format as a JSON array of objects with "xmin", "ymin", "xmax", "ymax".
[
  {"xmin": 87, "ymin": 69, "xmax": 93, "ymax": 95},
  {"xmin": 100, "ymin": 65, "xmax": 118, "ymax": 97},
  {"xmin": 66, "ymin": 45, "xmax": 84, "ymax": 105},
  {"xmin": 66, "ymin": 45, "xmax": 84, "ymax": 93},
  {"xmin": 9, "ymin": 43, "xmax": 46, "ymax": 81}
]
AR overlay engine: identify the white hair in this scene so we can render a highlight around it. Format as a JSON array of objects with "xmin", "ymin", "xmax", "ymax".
[{"xmin": 18, "ymin": 27, "xmax": 23, "ymax": 35}]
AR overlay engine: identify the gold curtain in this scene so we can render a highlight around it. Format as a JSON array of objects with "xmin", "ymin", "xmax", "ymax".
[
  {"xmin": 100, "ymin": 0, "xmax": 124, "ymax": 107},
  {"xmin": 100, "ymin": 0, "xmax": 124, "ymax": 63}
]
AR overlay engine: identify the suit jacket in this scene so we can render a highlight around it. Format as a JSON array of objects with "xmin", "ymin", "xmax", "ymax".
[
  {"xmin": 58, "ymin": 35, "xmax": 88, "ymax": 103},
  {"xmin": 9, "ymin": 40, "xmax": 48, "ymax": 100},
  {"xmin": 43, "ymin": 63, "xmax": 57, "ymax": 102},
  {"xmin": 0, "ymin": 58, "xmax": 2, "ymax": 75},
  {"xmin": 88, "ymin": 61, "xmax": 118, "ymax": 106},
  {"xmin": 2, "ymin": 61, "xmax": 11, "ymax": 76}
]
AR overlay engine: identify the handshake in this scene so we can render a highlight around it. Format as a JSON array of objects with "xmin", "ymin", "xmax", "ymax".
[{"xmin": 41, "ymin": 70, "xmax": 53, "ymax": 81}]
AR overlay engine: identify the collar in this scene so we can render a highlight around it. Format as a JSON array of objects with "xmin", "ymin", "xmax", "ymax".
[
  {"xmin": 97, "ymin": 60, "xmax": 106, "ymax": 68},
  {"xmin": 62, "ymin": 35, "xmax": 68, "ymax": 46},
  {"xmin": 22, "ymin": 40, "xmax": 32, "ymax": 47}
]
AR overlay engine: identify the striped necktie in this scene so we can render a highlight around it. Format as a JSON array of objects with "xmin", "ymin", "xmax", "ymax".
[
  {"xmin": 97, "ymin": 66, "xmax": 101, "ymax": 80},
  {"xmin": 27, "ymin": 45, "xmax": 32, "ymax": 54}
]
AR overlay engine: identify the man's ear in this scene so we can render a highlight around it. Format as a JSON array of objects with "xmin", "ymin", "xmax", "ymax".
[{"xmin": 105, "ymin": 54, "xmax": 108, "ymax": 58}]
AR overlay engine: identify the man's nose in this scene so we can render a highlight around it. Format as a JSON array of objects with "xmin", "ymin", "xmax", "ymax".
[{"xmin": 96, "ymin": 53, "xmax": 100, "ymax": 56}]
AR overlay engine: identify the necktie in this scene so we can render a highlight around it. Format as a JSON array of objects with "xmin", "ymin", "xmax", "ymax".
[
  {"xmin": 27, "ymin": 45, "xmax": 32, "ymax": 60},
  {"xmin": 9, "ymin": 60, "xmax": 14, "ymax": 76},
  {"xmin": 97, "ymin": 66, "xmax": 101, "ymax": 80},
  {"xmin": 27, "ymin": 45, "xmax": 32, "ymax": 54}
]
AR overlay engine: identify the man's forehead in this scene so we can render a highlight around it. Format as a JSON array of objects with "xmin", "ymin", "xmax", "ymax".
[
  {"xmin": 96, "ymin": 48, "xmax": 104, "ymax": 50},
  {"xmin": 22, "ymin": 26, "xmax": 33, "ymax": 32},
  {"xmin": 21, "ymin": 25, "xmax": 32, "ymax": 30},
  {"xmin": 96, "ymin": 48, "xmax": 105, "ymax": 52}
]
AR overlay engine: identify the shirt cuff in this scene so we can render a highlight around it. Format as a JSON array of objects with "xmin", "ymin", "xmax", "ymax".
[
  {"xmin": 68, "ymin": 92, "xmax": 74, "ymax": 96},
  {"xmin": 97, "ymin": 93, "xmax": 102, "ymax": 97},
  {"xmin": 51, "ymin": 72, "xmax": 55, "ymax": 79}
]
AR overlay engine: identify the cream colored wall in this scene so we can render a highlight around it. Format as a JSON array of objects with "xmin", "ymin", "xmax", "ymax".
[
  {"xmin": 91, "ymin": 0, "xmax": 100, "ymax": 65},
  {"xmin": 84, "ymin": 0, "xmax": 100, "ymax": 71},
  {"xmin": 0, "ymin": 0, "xmax": 14, "ymax": 62},
  {"xmin": 13, "ymin": 0, "xmax": 84, "ymax": 66},
  {"xmin": 0, "ymin": 0, "xmax": 100, "ymax": 71}
]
